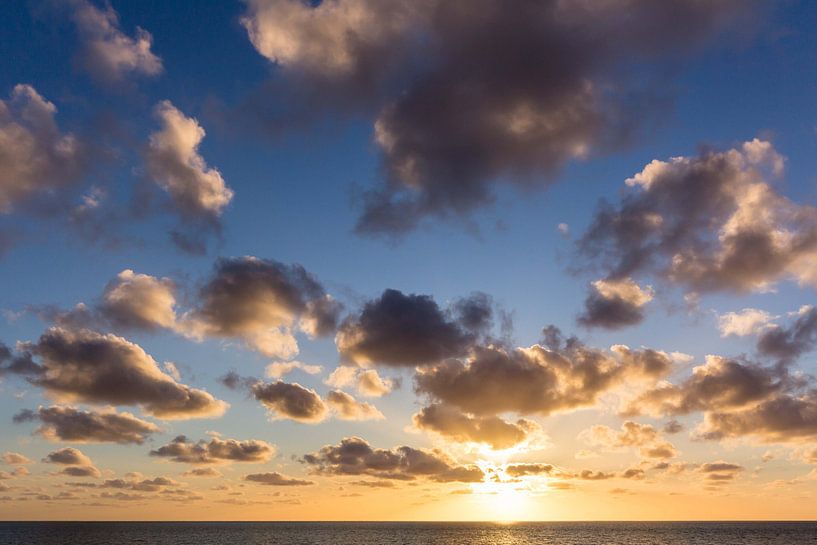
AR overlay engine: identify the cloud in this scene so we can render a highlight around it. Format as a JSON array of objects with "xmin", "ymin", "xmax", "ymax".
[
  {"xmin": 325, "ymin": 390, "xmax": 384, "ymax": 421},
  {"xmin": 146, "ymin": 101, "xmax": 233, "ymax": 251},
  {"xmin": 696, "ymin": 390, "xmax": 817, "ymax": 443},
  {"xmin": 414, "ymin": 328, "xmax": 672, "ymax": 417},
  {"xmin": 504, "ymin": 463, "xmax": 555, "ymax": 478},
  {"xmin": 243, "ymin": 472, "xmax": 314, "ymax": 486},
  {"xmin": 59, "ymin": 465, "xmax": 102, "ymax": 478},
  {"xmin": 718, "ymin": 308, "xmax": 775, "ymax": 337},
  {"xmin": 149, "ymin": 435, "xmax": 275, "ymax": 464},
  {"xmin": 13, "ymin": 405, "xmax": 159, "ymax": 444},
  {"xmin": 20, "ymin": 327, "xmax": 227, "ymax": 419},
  {"xmin": 97, "ymin": 475, "xmax": 182, "ymax": 493},
  {"xmin": 697, "ymin": 461, "xmax": 743, "ymax": 484},
  {"xmin": 265, "ymin": 360, "xmax": 322, "ymax": 379},
  {"xmin": 180, "ymin": 256, "xmax": 341, "ymax": 358},
  {"xmin": 302, "ymin": 436, "xmax": 484, "ymax": 482},
  {"xmin": 577, "ymin": 278, "xmax": 654, "ymax": 329},
  {"xmin": 182, "ymin": 468, "xmax": 222, "ymax": 478},
  {"xmin": 579, "ymin": 140, "xmax": 817, "ymax": 294},
  {"xmin": 1, "ymin": 453, "xmax": 32, "ymax": 465},
  {"xmin": 44, "ymin": 447, "xmax": 100, "ymax": 478},
  {"xmin": 0, "ymin": 342, "xmax": 41, "ymax": 377},
  {"xmin": 99, "ymin": 270, "xmax": 177, "ymax": 330},
  {"xmin": 251, "ymin": 380, "xmax": 328, "ymax": 423},
  {"xmin": 411, "ymin": 403, "xmax": 539, "ymax": 450},
  {"xmin": 336, "ymin": 289, "xmax": 489, "ymax": 366},
  {"xmin": 67, "ymin": 0, "xmax": 162, "ymax": 83},
  {"xmin": 756, "ymin": 306, "xmax": 817, "ymax": 364},
  {"xmin": 242, "ymin": 0, "xmax": 748, "ymax": 234},
  {"xmin": 579, "ymin": 421, "xmax": 678, "ymax": 459},
  {"xmin": 325, "ymin": 367, "xmax": 396, "ymax": 397},
  {"xmin": 622, "ymin": 355, "xmax": 787, "ymax": 417},
  {"xmin": 33, "ymin": 269, "xmax": 178, "ymax": 334},
  {"xmin": 0, "ymin": 84, "xmax": 86, "ymax": 214}
]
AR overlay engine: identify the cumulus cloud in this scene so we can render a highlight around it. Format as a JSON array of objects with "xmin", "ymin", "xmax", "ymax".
[
  {"xmin": 0, "ymin": 84, "xmax": 86, "ymax": 214},
  {"xmin": 325, "ymin": 367, "xmax": 396, "ymax": 397},
  {"xmin": 415, "ymin": 328, "xmax": 672, "ymax": 417},
  {"xmin": 146, "ymin": 101, "xmax": 233, "ymax": 252},
  {"xmin": 696, "ymin": 390, "xmax": 817, "ymax": 443},
  {"xmin": 336, "ymin": 289, "xmax": 489, "ymax": 367},
  {"xmin": 325, "ymin": 390, "xmax": 384, "ymax": 421},
  {"xmin": 412, "ymin": 403, "xmax": 539, "ymax": 450},
  {"xmin": 1, "ymin": 453, "xmax": 32, "ymax": 465},
  {"xmin": 44, "ymin": 447, "xmax": 100, "ymax": 478},
  {"xmin": 578, "ymin": 278, "xmax": 654, "ymax": 329},
  {"xmin": 251, "ymin": 380, "xmax": 328, "ymax": 423},
  {"xmin": 99, "ymin": 270, "xmax": 177, "ymax": 330},
  {"xmin": 243, "ymin": 472, "xmax": 314, "ymax": 486},
  {"xmin": 622, "ymin": 355, "xmax": 787, "ymax": 417},
  {"xmin": 579, "ymin": 421, "xmax": 678, "ymax": 459},
  {"xmin": 13, "ymin": 405, "xmax": 159, "ymax": 444},
  {"xmin": 302, "ymin": 436, "xmax": 484, "ymax": 482},
  {"xmin": 149, "ymin": 435, "xmax": 275, "ymax": 464},
  {"xmin": 180, "ymin": 256, "xmax": 341, "ymax": 358},
  {"xmin": 67, "ymin": 0, "xmax": 162, "ymax": 83},
  {"xmin": 756, "ymin": 306, "xmax": 817, "ymax": 364},
  {"xmin": 241, "ymin": 0, "xmax": 748, "ymax": 234},
  {"xmin": 718, "ymin": 308, "xmax": 775, "ymax": 337},
  {"xmin": 579, "ymin": 140, "xmax": 817, "ymax": 294},
  {"xmin": 19, "ymin": 327, "xmax": 227, "ymax": 419}
]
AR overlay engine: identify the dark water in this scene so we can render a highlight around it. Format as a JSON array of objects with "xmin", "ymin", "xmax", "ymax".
[{"xmin": 0, "ymin": 522, "xmax": 815, "ymax": 545}]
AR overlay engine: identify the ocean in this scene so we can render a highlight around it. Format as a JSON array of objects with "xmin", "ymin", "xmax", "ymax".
[{"xmin": 0, "ymin": 522, "xmax": 815, "ymax": 545}]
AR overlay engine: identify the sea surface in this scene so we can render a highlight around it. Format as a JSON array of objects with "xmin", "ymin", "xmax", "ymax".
[{"xmin": 0, "ymin": 522, "xmax": 816, "ymax": 545}]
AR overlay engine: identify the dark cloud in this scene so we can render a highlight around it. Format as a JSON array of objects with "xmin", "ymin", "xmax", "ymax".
[
  {"xmin": 411, "ymin": 403, "xmax": 538, "ymax": 450},
  {"xmin": 623, "ymin": 355, "xmax": 787, "ymax": 417},
  {"xmin": 0, "ymin": 84, "xmax": 88, "ymax": 216},
  {"xmin": 302, "ymin": 436, "xmax": 484, "ymax": 482},
  {"xmin": 44, "ymin": 447, "xmax": 100, "ymax": 478},
  {"xmin": 415, "ymin": 328, "xmax": 672, "ymax": 417},
  {"xmin": 336, "ymin": 289, "xmax": 488, "ymax": 367},
  {"xmin": 43, "ymin": 447, "xmax": 93, "ymax": 467},
  {"xmin": 149, "ymin": 435, "xmax": 275, "ymax": 464},
  {"xmin": 59, "ymin": 465, "xmax": 101, "ymax": 478},
  {"xmin": 19, "ymin": 327, "xmax": 227, "ymax": 420},
  {"xmin": 243, "ymin": 472, "xmax": 314, "ymax": 486},
  {"xmin": 182, "ymin": 468, "xmax": 221, "ymax": 478},
  {"xmin": 577, "ymin": 278, "xmax": 653, "ymax": 330},
  {"xmin": 578, "ymin": 140, "xmax": 817, "ymax": 294},
  {"xmin": 504, "ymin": 463, "xmax": 554, "ymax": 478},
  {"xmin": 241, "ymin": 0, "xmax": 750, "ymax": 234},
  {"xmin": 181, "ymin": 257, "xmax": 341, "ymax": 358},
  {"xmin": 663, "ymin": 420, "xmax": 684, "ymax": 434},
  {"xmin": 251, "ymin": 380, "xmax": 328, "ymax": 423},
  {"xmin": 13, "ymin": 405, "xmax": 159, "ymax": 444},
  {"xmin": 756, "ymin": 306, "xmax": 817, "ymax": 365},
  {"xmin": 0, "ymin": 342, "xmax": 41, "ymax": 377},
  {"xmin": 697, "ymin": 461, "xmax": 743, "ymax": 484},
  {"xmin": 696, "ymin": 390, "xmax": 817, "ymax": 443}
]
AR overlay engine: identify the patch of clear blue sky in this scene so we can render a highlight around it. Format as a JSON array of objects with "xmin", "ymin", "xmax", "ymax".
[{"xmin": 1, "ymin": 1, "xmax": 816, "ymax": 454}]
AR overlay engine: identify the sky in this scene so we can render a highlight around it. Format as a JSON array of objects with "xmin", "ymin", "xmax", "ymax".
[{"xmin": 1, "ymin": 0, "xmax": 817, "ymax": 522}]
